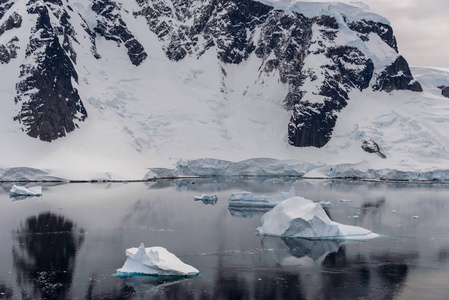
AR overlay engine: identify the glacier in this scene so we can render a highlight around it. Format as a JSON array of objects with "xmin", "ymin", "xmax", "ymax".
[
  {"xmin": 257, "ymin": 197, "xmax": 379, "ymax": 240},
  {"xmin": 116, "ymin": 243, "xmax": 199, "ymax": 277}
]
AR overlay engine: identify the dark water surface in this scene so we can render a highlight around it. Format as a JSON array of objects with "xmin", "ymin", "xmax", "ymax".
[{"xmin": 1, "ymin": 178, "xmax": 449, "ymax": 300}]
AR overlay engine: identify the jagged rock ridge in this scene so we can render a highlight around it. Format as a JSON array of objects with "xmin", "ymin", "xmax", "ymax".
[{"xmin": 129, "ymin": 0, "xmax": 422, "ymax": 147}]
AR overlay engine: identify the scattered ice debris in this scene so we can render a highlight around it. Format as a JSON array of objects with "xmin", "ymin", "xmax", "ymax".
[
  {"xmin": 257, "ymin": 197, "xmax": 378, "ymax": 240},
  {"xmin": 194, "ymin": 193, "xmax": 218, "ymax": 202},
  {"xmin": 319, "ymin": 201, "xmax": 332, "ymax": 207},
  {"xmin": 352, "ymin": 215, "xmax": 359, "ymax": 219},
  {"xmin": 413, "ymin": 216, "xmax": 419, "ymax": 219},
  {"xmin": 9, "ymin": 185, "xmax": 42, "ymax": 197},
  {"xmin": 116, "ymin": 243, "xmax": 199, "ymax": 277},
  {"xmin": 339, "ymin": 199, "xmax": 352, "ymax": 203},
  {"xmin": 228, "ymin": 187, "xmax": 295, "ymax": 208},
  {"xmin": 391, "ymin": 210, "xmax": 397, "ymax": 214}
]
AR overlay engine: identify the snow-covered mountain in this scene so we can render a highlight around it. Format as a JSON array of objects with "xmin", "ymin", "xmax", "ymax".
[{"xmin": 0, "ymin": 0, "xmax": 448, "ymax": 181}]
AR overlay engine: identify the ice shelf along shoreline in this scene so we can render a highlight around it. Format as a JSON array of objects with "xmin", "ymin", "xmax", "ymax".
[{"xmin": 4, "ymin": 159, "xmax": 449, "ymax": 183}]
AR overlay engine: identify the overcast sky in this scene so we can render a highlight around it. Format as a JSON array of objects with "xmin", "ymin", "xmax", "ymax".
[{"xmin": 363, "ymin": 0, "xmax": 449, "ymax": 68}]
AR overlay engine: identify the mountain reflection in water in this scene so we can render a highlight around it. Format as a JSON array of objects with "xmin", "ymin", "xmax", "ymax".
[{"xmin": 12, "ymin": 212, "xmax": 84, "ymax": 300}]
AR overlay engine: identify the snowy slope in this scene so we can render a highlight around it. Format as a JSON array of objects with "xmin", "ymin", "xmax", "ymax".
[{"xmin": 1, "ymin": 0, "xmax": 449, "ymax": 181}]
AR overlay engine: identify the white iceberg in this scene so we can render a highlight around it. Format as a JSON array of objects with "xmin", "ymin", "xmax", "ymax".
[
  {"xmin": 116, "ymin": 243, "xmax": 199, "ymax": 277},
  {"xmin": 228, "ymin": 187, "xmax": 296, "ymax": 208},
  {"xmin": 194, "ymin": 193, "xmax": 218, "ymax": 202},
  {"xmin": 257, "ymin": 197, "xmax": 378, "ymax": 240},
  {"xmin": 9, "ymin": 185, "xmax": 42, "ymax": 197}
]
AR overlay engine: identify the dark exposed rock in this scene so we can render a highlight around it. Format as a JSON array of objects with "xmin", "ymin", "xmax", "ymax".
[
  {"xmin": 92, "ymin": 0, "xmax": 147, "ymax": 66},
  {"xmin": 0, "ymin": 11, "xmax": 22, "ymax": 35},
  {"xmin": 438, "ymin": 86, "xmax": 449, "ymax": 98},
  {"xmin": 288, "ymin": 46, "xmax": 374, "ymax": 148},
  {"xmin": 79, "ymin": 17, "xmax": 101, "ymax": 59},
  {"xmin": 0, "ymin": 6, "xmax": 20, "ymax": 64},
  {"xmin": 0, "ymin": 43, "xmax": 8, "ymax": 63},
  {"xmin": 135, "ymin": 0, "xmax": 273, "ymax": 63},
  {"xmin": 348, "ymin": 20, "xmax": 397, "ymax": 52},
  {"xmin": 325, "ymin": 46, "xmax": 374, "ymax": 91},
  {"xmin": 443, "ymin": 87, "xmax": 449, "ymax": 98},
  {"xmin": 373, "ymin": 56, "xmax": 423, "ymax": 92},
  {"xmin": 46, "ymin": 2, "xmax": 78, "ymax": 64},
  {"xmin": 0, "ymin": 0, "xmax": 14, "ymax": 21},
  {"xmin": 0, "ymin": 36, "xmax": 18, "ymax": 63},
  {"xmin": 361, "ymin": 139, "xmax": 387, "ymax": 159},
  {"xmin": 255, "ymin": 11, "xmax": 311, "ymax": 87},
  {"xmin": 14, "ymin": 1, "xmax": 87, "ymax": 142}
]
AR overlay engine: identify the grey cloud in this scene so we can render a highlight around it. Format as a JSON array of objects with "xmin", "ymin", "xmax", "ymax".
[{"xmin": 363, "ymin": 0, "xmax": 449, "ymax": 67}]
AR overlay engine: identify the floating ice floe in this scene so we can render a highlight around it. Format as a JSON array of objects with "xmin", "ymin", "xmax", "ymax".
[
  {"xmin": 228, "ymin": 187, "xmax": 295, "ymax": 208},
  {"xmin": 116, "ymin": 243, "xmax": 199, "ymax": 277},
  {"xmin": 339, "ymin": 199, "xmax": 352, "ymax": 203},
  {"xmin": 319, "ymin": 201, "xmax": 332, "ymax": 207},
  {"xmin": 257, "ymin": 197, "xmax": 378, "ymax": 240},
  {"xmin": 194, "ymin": 193, "xmax": 218, "ymax": 202},
  {"xmin": 9, "ymin": 185, "xmax": 42, "ymax": 197}
]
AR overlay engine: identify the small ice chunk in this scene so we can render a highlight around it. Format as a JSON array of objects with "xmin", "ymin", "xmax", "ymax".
[
  {"xmin": 257, "ymin": 197, "xmax": 378, "ymax": 240},
  {"xmin": 194, "ymin": 193, "xmax": 218, "ymax": 201},
  {"xmin": 319, "ymin": 201, "xmax": 332, "ymax": 207},
  {"xmin": 391, "ymin": 210, "xmax": 397, "ymax": 214},
  {"xmin": 412, "ymin": 216, "xmax": 419, "ymax": 219},
  {"xmin": 229, "ymin": 187, "xmax": 295, "ymax": 207},
  {"xmin": 117, "ymin": 243, "xmax": 199, "ymax": 277},
  {"xmin": 9, "ymin": 185, "xmax": 42, "ymax": 197},
  {"xmin": 339, "ymin": 199, "xmax": 352, "ymax": 203}
]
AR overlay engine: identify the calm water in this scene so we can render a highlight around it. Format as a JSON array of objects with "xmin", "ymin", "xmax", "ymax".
[{"xmin": 1, "ymin": 178, "xmax": 449, "ymax": 300}]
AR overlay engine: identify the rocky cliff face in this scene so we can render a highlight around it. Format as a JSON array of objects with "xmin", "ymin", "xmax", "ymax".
[
  {"xmin": 0, "ymin": 0, "xmax": 422, "ymax": 145},
  {"xmin": 439, "ymin": 86, "xmax": 449, "ymax": 98},
  {"xmin": 372, "ymin": 56, "xmax": 423, "ymax": 93},
  {"xmin": 92, "ymin": 0, "xmax": 147, "ymax": 66},
  {"xmin": 13, "ymin": 0, "xmax": 87, "ymax": 142},
  {"xmin": 0, "ymin": 2, "xmax": 20, "ymax": 64}
]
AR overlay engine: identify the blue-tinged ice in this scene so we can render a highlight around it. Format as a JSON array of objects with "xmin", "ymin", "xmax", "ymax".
[{"xmin": 9, "ymin": 185, "xmax": 42, "ymax": 197}]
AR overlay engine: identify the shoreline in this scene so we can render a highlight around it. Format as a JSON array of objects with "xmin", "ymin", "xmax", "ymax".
[{"xmin": 2, "ymin": 175, "xmax": 449, "ymax": 185}]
